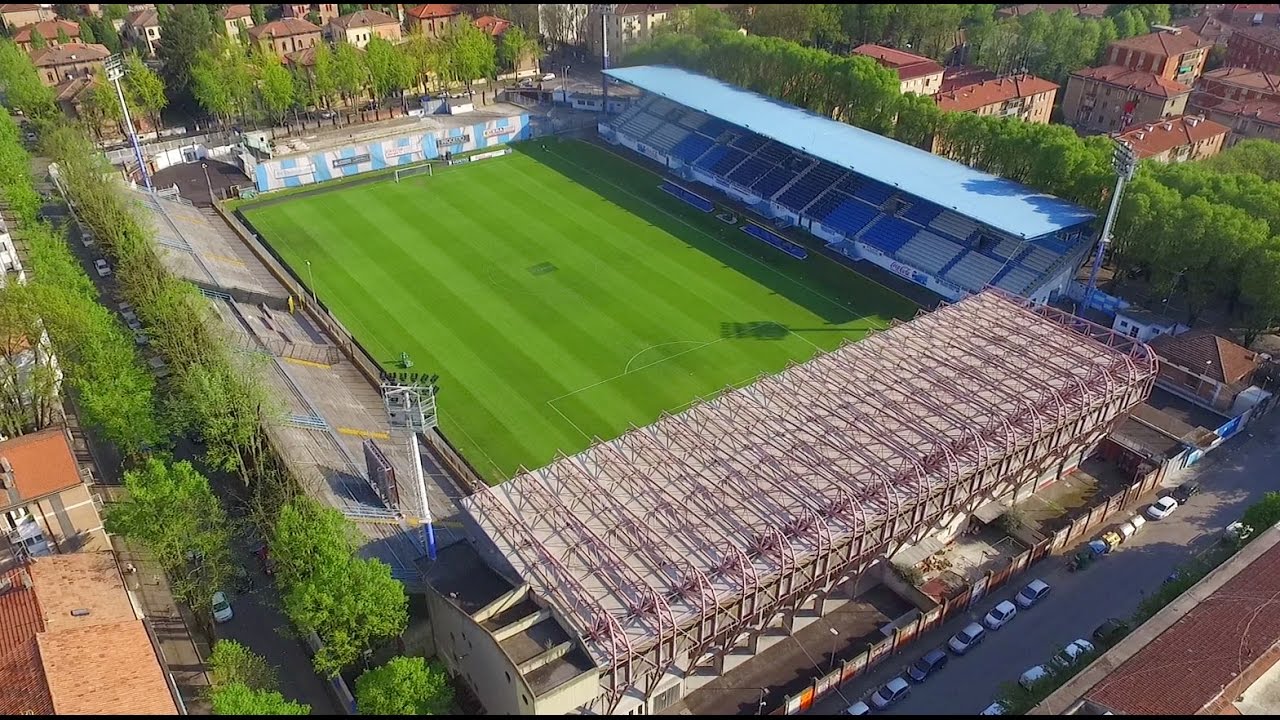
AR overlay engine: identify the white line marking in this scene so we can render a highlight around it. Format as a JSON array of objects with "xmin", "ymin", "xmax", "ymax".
[
  {"xmin": 623, "ymin": 339, "xmax": 708, "ymax": 374},
  {"xmin": 546, "ymin": 398, "xmax": 593, "ymax": 442}
]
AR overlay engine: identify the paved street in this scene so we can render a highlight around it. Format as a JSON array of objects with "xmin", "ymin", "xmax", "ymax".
[{"xmin": 811, "ymin": 413, "xmax": 1280, "ymax": 715}]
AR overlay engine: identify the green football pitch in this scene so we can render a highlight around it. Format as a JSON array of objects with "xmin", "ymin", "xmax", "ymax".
[{"xmin": 242, "ymin": 139, "xmax": 918, "ymax": 484}]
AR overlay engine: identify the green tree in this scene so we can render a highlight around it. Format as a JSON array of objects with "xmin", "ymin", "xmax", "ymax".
[
  {"xmin": 1241, "ymin": 492, "xmax": 1280, "ymax": 541},
  {"xmin": 657, "ymin": 4, "xmax": 736, "ymax": 38},
  {"xmin": 332, "ymin": 40, "xmax": 369, "ymax": 106},
  {"xmin": 1240, "ymin": 249, "xmax": 1280, "ymax": 344},
  {"xmin": 209, "ymin": 640, "xmax": 277, "ymax": 692},
  {"xmin": 77, "ymin": 18, "xmax": 96, "ymax": 43},
  {"xmin": 28, "ymin": 30, "xmax": 47, "ymax": 51},
  {"xmin": 256, "ymin": 50, "xmax": 296, "ymax": 123},
  {"xmin": 104, "ymin": 459, "xmax": 234, "ymax": 608},
  {"xmin": 496, "ymin": 25, "xmax": 537, "ymax": 74},
  {"xmin": 124, "ymin": 53, "xmax": 168, "ymax": 131},
  {"xmin": 158, "ymin": 3, "xmax": 215, "ymax": 102},
  {"xmin": 1204, "ymin": 138, "xmax": 1280, "ymax": 182},
  {"xmin": 442, "ymin": 16, "xmax": 496, "ymax": 88},
  {"xmin": 355, "ymin": 657, "xmax": 454, "ymax": 715},
  {"xmin": 746, "ymin": 4, "xmax": 843, "ymax": 47},
  {"xmin": 85, "ymin": 15, "xmax": 122, "ymax": 53},
  {"xmin": 363, "ymin": 36, "xmax": 414, "ymax": 101},
  {"xmin": 251, "ymin": 4, "xmax": 267, "ymax": 26},
  {"xmin": 56, "ymin": 27, "xmax": 71, "ymax": 45},
  {"xmin": 210, "ymin": 683, "xmax": 311, "ymax": 715}
]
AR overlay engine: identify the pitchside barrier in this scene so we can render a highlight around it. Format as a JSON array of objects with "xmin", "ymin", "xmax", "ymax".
[{"xmin": 775, "ymin": 464, "xmax": 1165, "ymax": 715}]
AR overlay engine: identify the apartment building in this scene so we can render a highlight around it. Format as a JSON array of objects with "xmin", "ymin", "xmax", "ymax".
[
  {"xmin": 283, "ymin": 3, "xmax": 339, "ymax": 25},
  {"xmin": 588, "ymin": 4, "xmax": 675, "ymax": 63},
  {"xmin": 852, "ymin": 44, "xmax": 945, "ymax": 96},
  {"xmin": 0, "ymin": 427, "xmax": 107, "ymax": 571},
  {"xmin": 1218, "ymin": 2, "xmax": 1280, "ymax": 26},
  {"xmin": 327, "ymin": 9, "xmax": 401, "ymax": 48},
  {"xmin": 935, "ymin": 73, "xmax": 1059, "ymax": 123},
  {"xmin": 1189, "ymin": 91, "xmax": 1280, "ymax": 144},
  {"xmin": 0, "ymin": 4, "xmax": 55, "ymax": 32},
  {"xmin": 12, "ymin": 19, "xmax": 79, "ymax": 53},
  {"xmin": 1225, "ymin": 25, "xmax": 1280, "ymax": 73},
  {"xmin": 30, "ymin": 43, "xmax": 108, "ymax": 87},
  {"xmin": 406, "ymin": 4, "xmax": 462, "ymax": 40},
  {"xmin": 1197, "ymin": 66, "xmax": 1280, "ymax": 103},
  {"xmin": 1104, "ymin": 28, "xmax": 1209, "ymax": 85},
  {"xmin": 121, "ymin": 6, "xmax": 160, "ymax": 56},
  {"xmin": 218, "ymin": 4, "xmax": 254, "ymax": 39},
  {"xmin": 1063, "ymin": 65, "xmax": 1192, "ymax": 133},
  {"xmin": 247, "ymin": 17, "xmax": 322, "ymax": 61},
  {"xmin": 1114, "ymin": 114, "xmax": 1230, "ymax": 163}
]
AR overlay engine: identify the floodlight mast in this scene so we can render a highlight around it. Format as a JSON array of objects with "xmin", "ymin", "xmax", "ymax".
[
  {"xmin": 381, "ymin": 381, "xmax": 440, "ymax": 560},
  {"xmin": 105, "ymin": 54, "xmax": 152, "ymax": 191},
  {"xmin": 1083, "ymin": 140, "xmax": 1138, "ymax": 311}
]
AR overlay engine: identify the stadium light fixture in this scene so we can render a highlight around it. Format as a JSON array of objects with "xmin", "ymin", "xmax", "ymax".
[
  {"xmin": 382, "ymin": 381, "xmax": 440, "ymax": 561},
  {"xmin": 104, "ymin": 54, "xmax": 152, "ymax": 191},
  {"xmin": 1083, "ymin": 139, "xmax": 1138, "ymax": 312}
]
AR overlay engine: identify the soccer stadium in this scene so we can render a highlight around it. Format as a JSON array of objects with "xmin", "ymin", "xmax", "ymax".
[{"xmin": 236, "ymin": 66, "xmax": 1157, "ymax": 715}]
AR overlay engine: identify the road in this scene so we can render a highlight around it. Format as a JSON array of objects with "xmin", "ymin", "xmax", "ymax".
[
  {"xmin": 811, "ymin": 412, "xmax": 1280, "ymax": 716},
  {"xmin": 37, "ymin": 161, "xmax": 340, "ymax": 714}
]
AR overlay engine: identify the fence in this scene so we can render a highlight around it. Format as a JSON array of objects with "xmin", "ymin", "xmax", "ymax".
[{"xmin": 775, "ymin": 465, "xmax": 1164, "ymax": 714}]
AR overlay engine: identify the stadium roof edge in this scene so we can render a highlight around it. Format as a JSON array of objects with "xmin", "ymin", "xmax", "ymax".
[{"xmin": 604, "ymin": 65, "xmax": 1097, "ymax": 239}]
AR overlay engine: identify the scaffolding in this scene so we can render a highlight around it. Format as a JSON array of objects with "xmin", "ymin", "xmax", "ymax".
[{"xmin": 463, "ymin": 290, "xmax": 1158, "ymax": 709}]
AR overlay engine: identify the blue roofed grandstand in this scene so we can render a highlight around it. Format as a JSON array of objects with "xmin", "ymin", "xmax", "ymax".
[{"xmin": 601, "ymin": 66, "xmax": 1098, "ymax": 303}]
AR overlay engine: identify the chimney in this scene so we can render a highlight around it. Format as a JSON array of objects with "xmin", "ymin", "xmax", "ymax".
[
  {"xmin": 1162, "ymin": 120, "xmax": 1173, "ymax": 130},
  {"xmin": 1135, "ymin": 131, "xmax": 1145, "ymax": 140},
  {"xmin": 1144, "ymin": 123, "xmax": 1154, "ymax": 131},
  {"xmin": 1186, "ymin": 115, "xmax": 1200, "ymax": 127}
]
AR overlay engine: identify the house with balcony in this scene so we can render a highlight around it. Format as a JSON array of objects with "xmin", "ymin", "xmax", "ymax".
[
  {"xmin": 1063, "ymin": 65, "xmax": 1192, "ymax": 133},
  {"xmin": 1226, "ymin": 25, "xmax": 1280, "ymax": 73},
  {"xmin": 30, "ymin": 42, "xmax": 109, "ymax": 87},
  {"xmin": 1114, "ymin": 114, "xmax": 1230, "ymax": 162},
  {"xmin": 588, "ymin": 4, "xmax": 675, "ymax": 61}
]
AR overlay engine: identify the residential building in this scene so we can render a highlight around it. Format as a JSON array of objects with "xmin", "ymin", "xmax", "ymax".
[
  {"xmin": 539, "ymin": 3, "xmax": 591, "ymax": 46},
  {"xmin": 0, "ymin": 427, "xmax": 108, "ymax": 571},
  {"xmin": 1148, "ymin": 329, "xmax": 1263, "ymax": 413},
  {"xmin": 476, "ymin": 15, "xmax": 540, "ymax": 78},
  {"xmin": 12, "ymin": 19, "xmax": 79, "ymax": 53},
  {"xmin": 78, "ymin": 3, "xmax": 99, "ymax": 16},
  {"xmin": 1218, "ymin": 2, "xmax": 1280, "ymax": 26},
  {"xmin": 30, "ymin": 43, "xmax": 109, "ymax": 87},
  {"xmin": 1226, "ymin": 25, "xmax": 1280, "ymax": 73},
  {"xmin": 1190, "ymin": 91, "xmax": 1280, "ymax": 143},
  {"xmin": 1104, "ymin": 28, "xmax": 1209, "ymax": 85},
  {"xmin": 1062, "ymin": 65, "xmax": 1191, "ymax": 133},
  {"xmin": 1114, "ymin": 114, "xmax": 1230, "ymax": 162},
  {"xmin": 588, "ymin": 4, "xmax": 676, "ymax": 63},
  {"xmin": 934, "ymin": 73, "xmax": 1059, "ymax": 123},
  {"xmin": 283, "ymin": 3, "xmax": 339, "ymax": 25},
  {"xmin": 406, "ymin": 3, "xmax": 461, "ymax": 39},
  {"xmin": 1034, "ymin": 523, "xmax": 1280, "ymax": 715},
  {"xmin": 852, "ymin": 44, "xmax": 945, "ymax": 96},
  {"xmin": 121, "ymin": 7, "xmax": 160, "ymax": 56},
  {"xmin": 995, "ymin": 3, "xmax": 1110, "ymax": 19},
  {"xmin": 247, "ymin": 17, "xmax": 322, "ymax": 61},
  {"xmin": 939, "ymin": 65, "xmax": 997, "ymax": 93},
  {"xmin": 1176, "ymin": 11, "xmax": 1233, "ymax": 46},
  {"xmin": 1111, "ymin": 307, "xmax": 1187, "ymax": 344},
  {"xmin": 218, "ymin": 4, "xmax": 253, "ymax": 39},
  {"xmin": 0, "ymin": 553, "xmax": 180, "ymax": 714},
  {"xmin": 1197, "ymin": 65, "xmax": 1280, "ymax": 103},
  {"xmin": 327, "ymin": 9, "xmax": 401, "ymax": 48},
  {"xmin": 0, "ymin": 4, "xmax": 55, "ymax": 32}
]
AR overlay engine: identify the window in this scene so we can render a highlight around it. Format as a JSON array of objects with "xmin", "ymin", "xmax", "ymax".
[
  {"xmin": 521, "ymin": 694, "xmax": 529, "ymax": 706},
  {"xmin": 505, "ymin": 671, "xmax": 511, "ymax": 683}
]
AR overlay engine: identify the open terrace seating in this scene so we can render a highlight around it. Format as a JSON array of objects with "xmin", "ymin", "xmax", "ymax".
[
  {"xmin": 945, "ymin": 251, "xmax": 1005, "ymax": 292},
  {"xmin": 821, "ymin": 198, "xmax": 880, "ymax": 237},
  {"xmin": 896, "ymin": 232, "xmax": 964, "ymax": 275},
  {"xmin": 930, "ymin": 211, "xmax": 980, "ymax": 242}
]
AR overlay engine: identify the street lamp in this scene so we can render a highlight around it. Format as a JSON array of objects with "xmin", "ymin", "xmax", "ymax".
[
  {"xmin": 829, "ymin": 627, "xmax": 840, "ymax": 671},
  {"xmin": 305, "ymin": 260, "xmax": 317, "ymax": 306},
  {"xmin": 201, "ymin": 162, "xmax": 214, "ymax": 204},
  {"xmin": 104, "ymin": 54, "xmax": 152, "ymax": 190},
  {"xmin": 1083, "ymin": 139, "xmax": 1138, "ymax": 311}
]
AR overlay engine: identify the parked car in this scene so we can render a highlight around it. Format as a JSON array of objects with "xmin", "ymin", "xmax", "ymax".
[
  {"xmin": 1019, "ymin": 664, "xmax": 1051, "ymax": 690},
  {"xmin": 318, "ymin": 108, "xmax": 336, "ymax": 119},
  {"xmin": 906, "ymin": 647, "xmax": 949, "ymax": 682},
  {"xmin": 1128, "ymin": 514, "xmax": 1147, "ymax": 533},
  {"xmin": 1014, "ymin": 579, "xmax": 1051, "ymax": 608},
  {"xmin": 1171, "ymin": 481, "xmax": 1201, "ymax": 504},
  {"xmin": 980, "ymin": 700, "xmax": 1008, "ymax": 715},
  {"xmin": 947, "ymin": 622, "xmax": 986, "ymax": 655},
  {"xmin": 983, "ymin": 600, "xmax": 1018, "ymax": 630},
  {"xmin": 541, "ymin": 72, "xmax": 557, "ymax": 81},
  {"xmin": 93, "ymin": 258, "xmax": 111, "ymax": 277},
  {"xmin": 1224, "ymin": 521, "xmax": 1254, "ymax": 543},
  {"xmin": 1146, "ymin": 496, "xmax": 1179, "ymax": 520},
  {"xmin": 1092, "ymin": 617, "xmax": 1130, "ymax": 644},
  {"xmin": 868, "ymin": 677, "xmax": 910, "ymax": 709},
  {"xmin": 80, "ymin": 230, "xmax": 95, "ymax": 247},
  {"xmin": 844, "ymin": 700, "xmax": 870, "ymax": 716},
  {"xmin": 211, "ymin": 591, "xmax": 233, "ymax": 623},
  {"xmin": 1051, "ymin": 639, "xmax": 1095, "ymax": 669}
]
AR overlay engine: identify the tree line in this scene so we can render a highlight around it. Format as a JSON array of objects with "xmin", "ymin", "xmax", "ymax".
[{"xmin": 628, "ymin": 9, "xmax": 1280, "ymax": 341}]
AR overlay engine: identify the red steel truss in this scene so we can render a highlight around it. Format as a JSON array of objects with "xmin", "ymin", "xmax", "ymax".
[{"xmin": 464, "ymin": 290, "xmax": 1157, "ymax": 708}]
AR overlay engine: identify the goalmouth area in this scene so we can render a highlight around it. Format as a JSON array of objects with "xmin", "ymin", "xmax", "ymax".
[{"xmin": 240, "ymin": 139, "xmax": 918, "ymax": 483}]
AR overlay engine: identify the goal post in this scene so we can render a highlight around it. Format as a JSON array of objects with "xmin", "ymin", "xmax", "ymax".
[{"xmin": 394, "ymin": 161, "xmax": 433, "ymax": 183}]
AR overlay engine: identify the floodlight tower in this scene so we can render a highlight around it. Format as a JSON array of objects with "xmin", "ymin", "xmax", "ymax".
[
  {"xmin": 381, "ymin": 379, "xmax": 440, "ymax": 560},
  {"xmin": 1083, "ymin": 139, "xmax": 1138, "ymax": 311},
  {"xmin": 104, "ymin": 54, "xmax": 152, "ymax": 191}
]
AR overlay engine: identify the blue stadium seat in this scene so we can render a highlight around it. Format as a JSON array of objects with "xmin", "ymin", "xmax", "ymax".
[
  {"xmin": 671, "ymin": 134, "xmax": 714, "ymax": 164},
  {"xmin": 778, "ymin": 163, "xmax": 844, "ymax": 213},
  {"xmin": 854, "ymin": 180, "xmax": 895, "ymax": 206},
  {"xmin": 695, "ymin": 145, "xmax": 729, "ymax": 171},
  {"xmin": 752, "ymin": 165, "xmax": 798, "ymax": 199},
  {"xmin": 821, "ymin": 199, "xmax": 879, "ymax": 237},
  {"xmin": 859, "ymin": 216, "xmax": 917, "ymax": 255},
  {"xmin": 728, "ymin": 156, "xmax": 772, "ymax": 187},
  {"xmin": 709, "ymin": 146, "xmax": 748, "ymax": 175},
  {"xmin": 901, "ymin": 202, "xmax": 943, "ymax": 227},
  {"xmin": 731, "ymin": 133, "xmax": 769, "ymax": 153}
]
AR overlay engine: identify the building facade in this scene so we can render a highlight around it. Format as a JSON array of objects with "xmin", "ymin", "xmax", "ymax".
[
  {"xmin": 12, "ymin": 19, "xmax": 80, "ymax": 53},
  {"xmin": 1197, "ymin": 65, "xmax": 1280, "ymax": 103},
  {"xmin": 588, "ymin": 4, "xmax": 676, "ymax": 63},
  {"xmin": 283, "ymin": 2, "xmax": 339, "ymax": 25},
  {"xmin": 853, "ymin": 44, "xmax": 945, "ymax": 96},
  {"xmin": 1104, "ymin": 28, "xmax": 1209, "ymax": 85},
  {"xmin": 1225, "ymin": 25, "xmax": 1280, "ymax": 73},
  {"xmin": 1218, "ymin": 2, "xmax": 1280, "ymax": 27},
  {"xmin": 247, "ymin": 18, "xmax": 322, "ymax": 60},
  {"xmin": 121, "ymin": 7, "xmax": 160, "ymax": 56},
  {"xmin": 1114, "ymin": 114, "xmax": 1230, "ymax": 162},
  {"xmin": 935, "ymin": 73, "xmax": 1059, "ymax": 123},
  {"xmin": 327, "ymin": 9, "xmax": 401, "ymax": 48},
  {"xmin": 1062, "ymin": 66, "xmax": 1191, "ymax": 133},
  {"xmin": 1190, "ymin": 92, "xmax": 1280, "ymax": 143},
  {"xmin": 1148, "ymin": 330, "xmax": 1263, "ymax": 413},
  {"xmin": 0, "ymin": 4, "xmax": 55, "ymax": 31},
  {"xmin": 30, "ymin": 43, "xmax": 108, "ymax": 87},
  {"xmin": 218, "ymin": 4, "xmax": 254, "ymax": 39},
  {"xmin": 406, "ymin": 3, "xmax": 462, "ymax": 39}
]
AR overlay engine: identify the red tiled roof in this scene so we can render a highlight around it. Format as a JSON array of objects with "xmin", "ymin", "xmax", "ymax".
[
  {"xmin": 852, "ymin": 43, "xmax": 944, "ymax": 81},
  {"xmin": 1086, "ymin": 537, "xmax": 1280, "ymax": 714},
  {"xmin": 1222, "ymin": 3, "xmax": 1280, "ymax": 14},
  {"xmin": 1071, "ymin": 65, "xmax": 1193, "ymax": 97},
  {"xmin": 123, "ymin": 7, "xmax": 158, "ymax": 28},
  {"xmin": 473, "ymin": 14, "xmax": 512, "ymax": 37},
  {"xmin": 1114, "ymin": 114, "xmax": 1230, "ymax": 158},
  {"xmin": 936, "ymin": 73, "xmax": 1059, "ymax": 112},
  {"xmin": 1176, "ymin": 13, "xmax": 1232, "ymax": 45},
  {"xmin": 29, "ymin": 42, "xmax": 110, "ymax": 67},
  {"xmin": 996, "ymin": 3, "xmax": 1110, "ymax": 18},
  {"xmin": 1109, "ymin": 28, "xmax": 1208, "ymax": 57},
  {"xmin": 248, "ymin": 17, "xmax": 321, "ymax": 39},
  {"xmin": 1148, "ymin": 329, "xmax": 1260, "ymax": 384},
  {"xmin": 1200, "ymin": 66, "xmax": 1280, "ymax": 97},
  {"xmin": 407, "ymin": 3, "xmax": 460, "ymax": 20},
  {"xmin": 0, "ymin": 427, "xmax": 82, "ymax": 505},
  {"xmin": 40, "ymin": 621, "xmax": 177, "ymax": 715},
  {"xmin": 12, "ymin": 19, "xmax": 78, "ymax": 43},
  {"xmin": 219, "ymin": 4, "xmax": 251, "ymax": 21},
  {"xmin": 1191, "ymin": 91, "xmax": 1280, "ymax": 125},
  {"xmin": 1230, "ymin": 23, "xmax": 1280, "ymax": 49},
  {"xmin": 0, "ymin": 567, "xmax": 52, "ymax": 716},
  {"xmin": 330, "ymin": 9, "xmax": 398, "ymax": 29},
  {"xmin": 0, "ymin": 4, "xmax": 41, "ymax": 14},
  {"xmin": 940, "ymin": 65, "xmax": 998, "ymax": 93}
]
